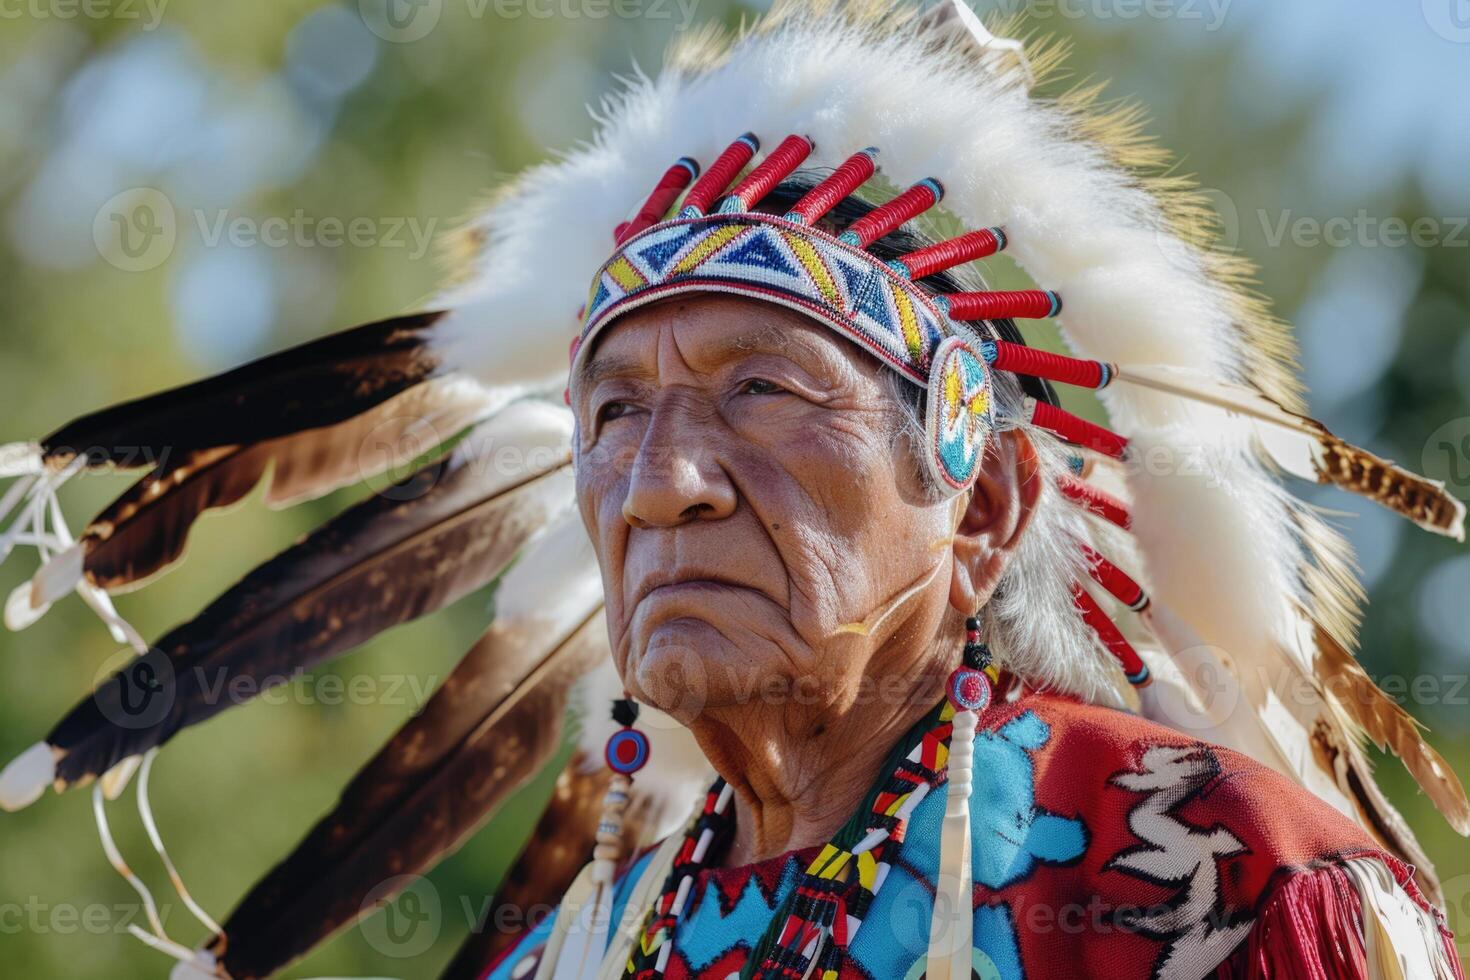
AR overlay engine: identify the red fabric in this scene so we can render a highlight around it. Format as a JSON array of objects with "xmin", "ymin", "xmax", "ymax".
[
  {"xmin": 484, "ymin": 693, "xmax": 1460, "ymax": 980},
  {"xmin": 1081, "ymin": 544, "xmax": 1147, "ymax": 609},
  {"xmin": 1070, "ymin": 582, "xmax": 1147, "ymax": 678},
  {"xmin": 979, "ymin": 694, "xmax": 1453, "ymax": 979},
  {"xmin": 1216, "ymin": 863, "xmax": 1368, "ymax": 979},
  {"xmin": 841, "ymin": 180, "xmax": 941, "ymax": 246},
  {"xmin": 1213, "ymin": 862, "xmax": 1465, "ymax": 979},
  {"xmin": 945, "ymin": 289, "xmax": 1059, "ymax": 321}
]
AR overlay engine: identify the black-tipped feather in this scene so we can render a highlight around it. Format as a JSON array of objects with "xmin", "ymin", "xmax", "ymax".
[
  {"xmin": 46, "ymin": 443, "xmax": 571, "ymax": 788},
  {"xmin": 215, "ymin": 612, "xmax": 606, "ymax": 979},
  {"xmin": 78, "ymin": 379, "xmax": 490, "ymax": 592},
  {"xmin": 41, "ymin": 312, "xmax": 447, "ymax": 468}
]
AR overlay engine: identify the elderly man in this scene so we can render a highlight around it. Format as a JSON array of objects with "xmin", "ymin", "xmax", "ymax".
[
  {"xmin": 0, "ymin": 4, "xmax": 1463, "ymax": 980},
  {"xmin": 476, "ymin": 168, "xmax": 1463, "ymax": 978}
]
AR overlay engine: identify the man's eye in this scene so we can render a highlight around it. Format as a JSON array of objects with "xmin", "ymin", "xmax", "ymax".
[
  {"xmin": 598, "ymin": 401, "xmax": 635, "ymax": 423},
  {"xmin": 738, "ymin": 378, "xmax": 783, "ymax": 395}
]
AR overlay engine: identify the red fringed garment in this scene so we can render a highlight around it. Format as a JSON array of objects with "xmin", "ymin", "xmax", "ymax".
[{"xmin": 485, "ymin": 692, "xmax": 1461, "ymax": 979}]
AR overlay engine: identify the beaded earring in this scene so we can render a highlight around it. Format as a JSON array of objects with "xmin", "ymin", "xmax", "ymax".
[
  {"xmin": 927, "ymin": 615, "xmax": 995, "ymax": 979},
  {"xmin": 597, "ymin": 696, "xmax": 649, "ymax": 881},
  {"xmin": 949, "ymin": 615, "xmax": 995, "ymax": 714},
  {"xmin": 548, "ymin": 697, "xmax": 650, "ymax": 980}
]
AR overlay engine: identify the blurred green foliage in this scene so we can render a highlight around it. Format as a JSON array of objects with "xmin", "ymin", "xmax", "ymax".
[{"xmin": 0, "ymin": 2, "xmax": 1466, "ymax": 977}]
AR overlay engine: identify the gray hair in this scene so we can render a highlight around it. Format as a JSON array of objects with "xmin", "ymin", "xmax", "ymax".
[
  {"xmin": 762, "ymin": 176, "xmax": 1124, "ymax": 704},
  {"xmin": 884, "ymin": 368, "xmax": 1120, "ymax": 705}
]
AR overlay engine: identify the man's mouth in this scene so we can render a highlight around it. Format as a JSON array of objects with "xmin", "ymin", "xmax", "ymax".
[{"xmin": 633, "ymin": 574, "xmax": 758, "ymax": 608}]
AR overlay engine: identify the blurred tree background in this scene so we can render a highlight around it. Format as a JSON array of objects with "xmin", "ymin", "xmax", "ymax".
[{"xmin": 0, "ymin": 1, "xmax": 1466, "ymax": 976}]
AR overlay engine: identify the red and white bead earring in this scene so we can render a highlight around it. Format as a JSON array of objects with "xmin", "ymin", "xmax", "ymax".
[
  {"xmin": 549, "ymin": 696, "xmax": 651, "ymax": 979},
  {"xmin": 929, "ymin": 615, "xmax": 995, "ymax": 979},
  {"xmin": 596, "ymin": 696, "xmax": 649, "ymax": 881}
]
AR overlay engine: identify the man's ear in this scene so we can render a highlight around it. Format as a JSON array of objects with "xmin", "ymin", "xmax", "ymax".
[{"xmin": 949, "ymin": 429, "xmax": 1042, "ymax": 614}]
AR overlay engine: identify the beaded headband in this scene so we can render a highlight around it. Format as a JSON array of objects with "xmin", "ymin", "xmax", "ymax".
[{"xmin": 571, "ymin": 134, "xmax": 1067, "ymax": 494}]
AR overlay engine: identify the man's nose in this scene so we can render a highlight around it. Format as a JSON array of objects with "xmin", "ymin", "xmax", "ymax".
[{"xmin": 621, "ymin": 402, "xmax": 737, "ymax": 528}]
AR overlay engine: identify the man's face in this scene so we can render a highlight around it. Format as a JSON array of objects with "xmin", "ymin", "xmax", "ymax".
[{"xmin": 570, "ymin": 294, "xmax": 961, "ymax": 723}]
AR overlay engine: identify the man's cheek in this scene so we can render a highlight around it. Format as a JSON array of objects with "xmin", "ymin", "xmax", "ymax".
[{"xmin": 780, "ymin": 550, "xmax": 848, "ymax": 625}]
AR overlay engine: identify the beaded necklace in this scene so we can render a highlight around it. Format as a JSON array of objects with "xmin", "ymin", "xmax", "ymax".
[{"xmin": 621, "ymin": 700, "xmax": 958, "ymax": 980}]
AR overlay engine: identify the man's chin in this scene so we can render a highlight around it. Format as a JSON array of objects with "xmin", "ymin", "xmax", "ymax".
[
  {"xmin": 626, "ymin": 613, "xmax": 812, "ymax": 726},
  {"xmin": 627, "ymin": 619, "xmax": 722, "ymax": 724}
]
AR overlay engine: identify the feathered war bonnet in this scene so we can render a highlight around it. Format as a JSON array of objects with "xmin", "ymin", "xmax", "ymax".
[{"xmin": 0, "ymin": 1, "xmax": 1464, "ymax": 975}]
